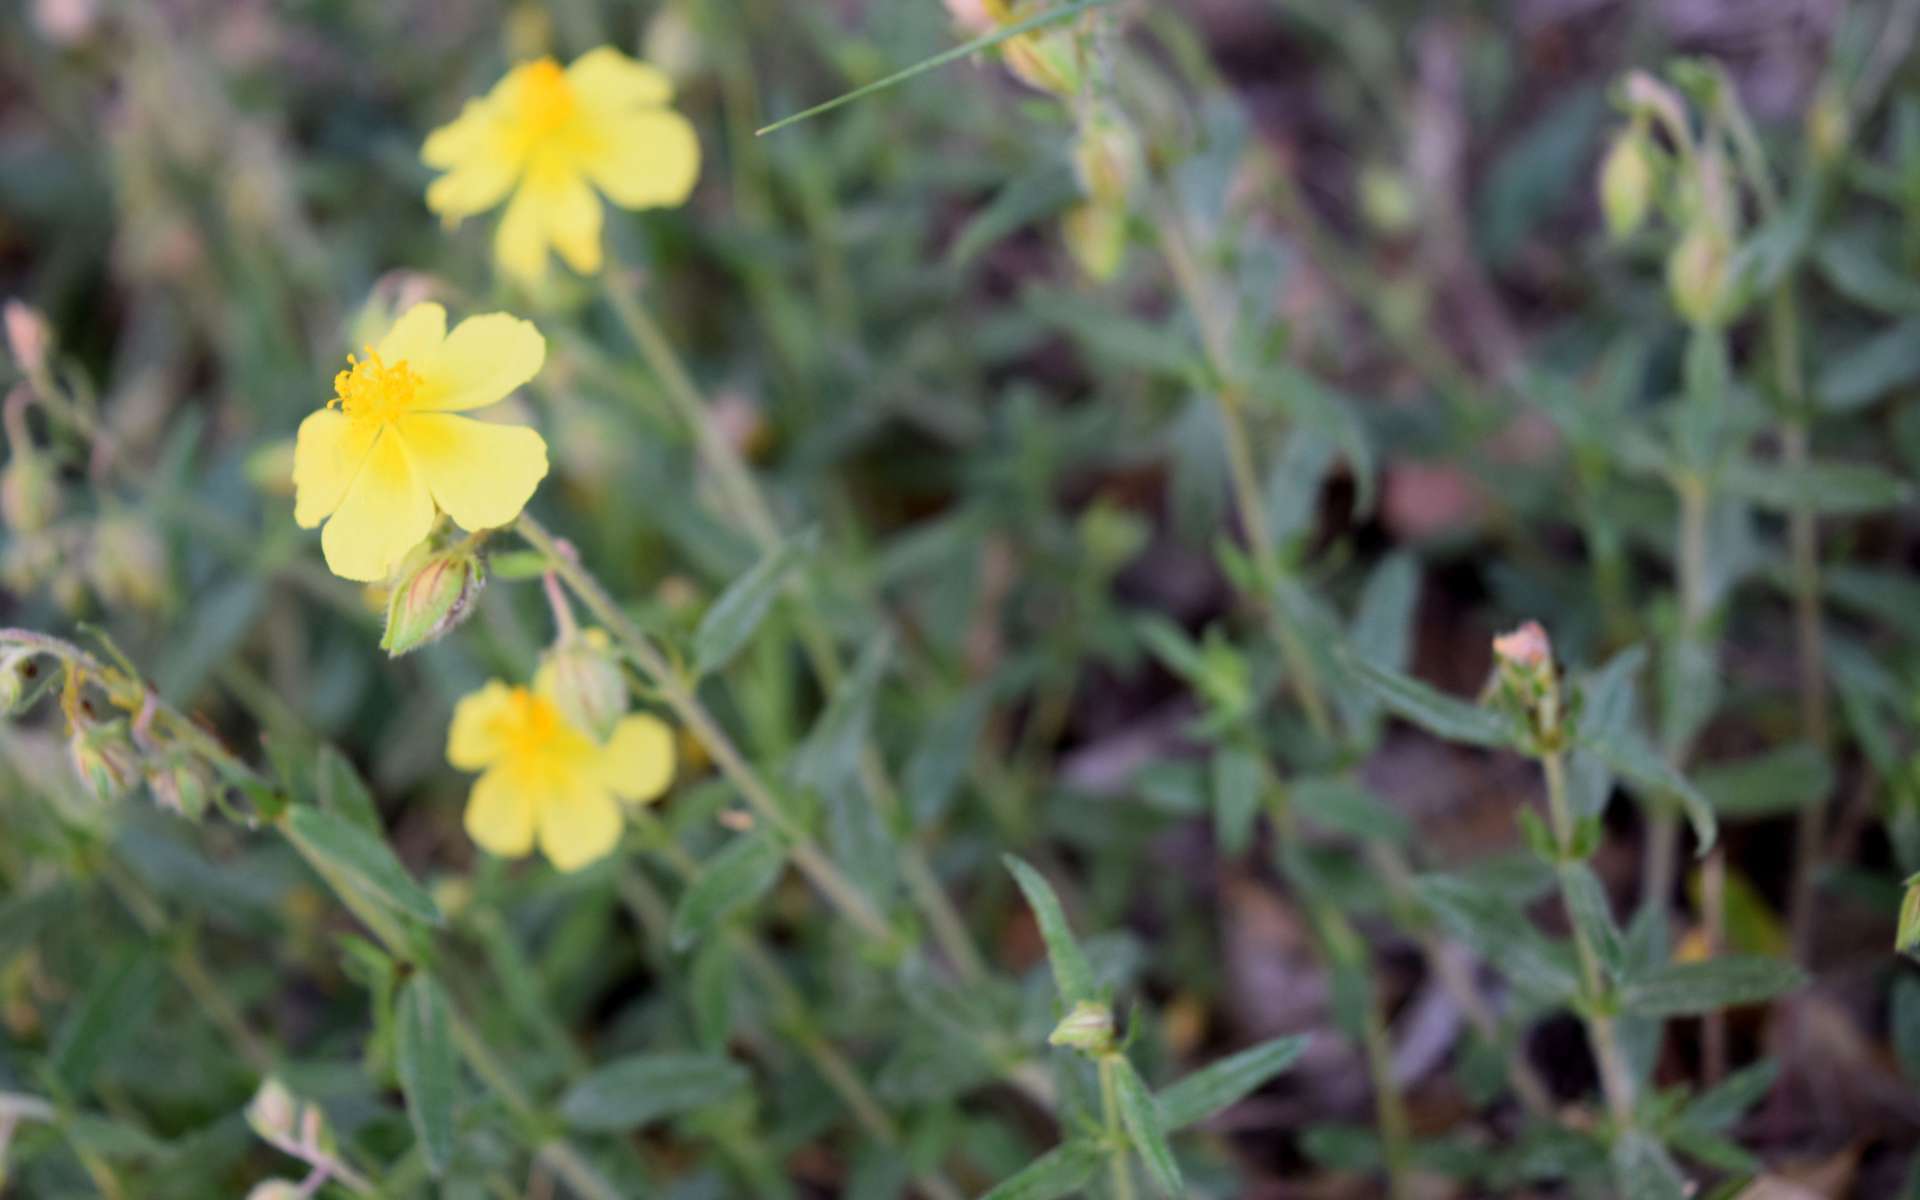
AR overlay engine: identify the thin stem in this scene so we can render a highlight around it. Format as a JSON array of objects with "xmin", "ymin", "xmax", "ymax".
[
  {"xmin": 516, "ymin": 514, "xmax": 898, "ymax": 949},
  {"xmin": 1097, "ymin": 1056, "xmax": 1137, "ymax": 1200},
  {"xmin": 598, "ymin": 270, "xmax": 988, "ymax": 981},
  {"xmin": 1543, "ymin": 745, "xmax": 1637, "ymax": 1130},
  {"xmin": 1783, "ymin": 419, "xmax": 1831, "ymax": 961}
]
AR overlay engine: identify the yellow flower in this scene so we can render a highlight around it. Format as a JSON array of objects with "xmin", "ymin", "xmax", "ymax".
[
  {"xmin": 422, "ymin": 48, "xmax": 700, "ymax": 285},
  {"xmin": 447, "ymin": 679, "xmax": 675, "ymax": 872},
  {"xmin": 293, "ymin": 302, "xmax": 548, "ymax": 582}
]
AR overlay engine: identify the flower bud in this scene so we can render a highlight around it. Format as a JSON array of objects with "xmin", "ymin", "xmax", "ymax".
[
  {"xmin": 1072, "ymin": 113, "xmax": 1140, "ymax": 209},
  {"xmin": 535, "ymin": 628, "xmax": 628, "ymax": 739},
  {"xmin": 1047, "ymin": 999, "xmax": 1115, "ymax": 1054},
  {"xmin": 245, "ymin": 1078, "xmax": 299, "ymax": 1143},
  {"xmin": 1492, "ymin": 620, "xmax": 1558, "ymax": 717},
  {"xmin": 381, "ymin": 546, "xmax": 485, "ymax": 656},
  {"xmin": 0, "ymin": 650, "xmax": 36, "ymax": 717},
  {"xmin": 1667, "ymin": 222, "xmax": 1731, "ymax": 328},
  {"xmin": 1598, "ymin": 127, "xmax": 1654, "ymax": 241},
  {"xmin": 1063, "ymin": 201, "xmax": 1126, "ymax": 282},
  {"xmin": 148, "ymin": 758, "xmax": 215, "ymax": 820},
  {"xmin": 0, "ymin": 453, "xmax": 60, "ymax": 534},
  {"xmin": 999, "ymin": 26, "xmax": 1082, "ymax": 97},
  {"xmin": 245, "ymin": 1183, "xmax": 305, "ymax": 1200},
  {"xmin": 87, "ymin": 514, "xmax": 169, "ymax": 612},
  {"xmin": 3, "ymin": 301, "xmax": 52, "ymax": 379},
  {"xmin": 68, "ymin": 718, "xmax": 141, "ymax": 803}
]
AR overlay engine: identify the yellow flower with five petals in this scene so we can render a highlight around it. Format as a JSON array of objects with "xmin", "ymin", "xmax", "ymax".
[
  {"xmin": 422, "ymin": 48, "xmax": 700, "ymax": 285},
  {"xmin": 448, "ymin": 678, "xmax": 675, "ymax": 872},
  {"xmin": 293, "ymin": 302, "xmax": 549, "ymax": 582}
]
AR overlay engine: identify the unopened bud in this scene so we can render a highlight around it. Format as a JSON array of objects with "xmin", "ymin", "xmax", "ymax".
[
  {"xmin": 1359, "ymin": 163, "xmax": 1418, "ymax": 237},
  {"xmin": 0, "ymin": 649, "xmax": 38, "ymax": 717},
  {"xmin": 535, "ymin": 628, "xmax": 628, "ymax": 739},
  {"xmin": 1898, "ymin": 874, "xmax": 1920, "ymax": 958},
  {"xmin": 1072, "ymin": 113, "xmax": 1140, "ymax": 209},
  {"xmin": 3, "ymin": 301, "xmax": 51, "ymax": 379},
  {"xmin": 88, "ymin": 514, "xmax": 169, "ymax": 612},
  {"xmin": 381, "ymin": 547, "xmax": 484, "ymax": 656},
  {"xmin": 1063, "ymin": 200, "xmax": 1126, "ymax": 282},
  {"xmin": 245, "ymin": 1078, "xmax": 299, "ymax": 1142},
  {"xmin": 999, "ymin": 27, "xmax": 1082, "ymax": 97},
  {"xmin": 0, "ymin": 454, "xmax": 60, "ymax": 534},
  {"xmin": 1492, "ymin": 621, "xmax": 1553, "ymax": 672},
  {"xmin": 1667, "ymin": 223, "xmax": 1731, "ymax": 328},
  {"xmin": 147, "ymin": 757, "xmax": 215, "ymax": 820},
  {"xmin": 1047, "ymin": 999, "xmax": 1115, "ymax": 1054},
  {"xmin": 68, "ymin": 718, "xmax": 140, "ymax": 803},
  {"xmin": 1598, "ymin": 128, "xmax": 1654, "ymax": 241},
  {"xmin": 245, "ymin": 1183, "xmax": 306, "ymax": 1200}
]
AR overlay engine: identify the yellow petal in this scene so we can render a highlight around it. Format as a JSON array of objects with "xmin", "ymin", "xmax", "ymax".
[
  {"xmin": 599, "ymin": 712, "xmax": 675, "ymax": 803},
  {"xmin": 447, "ymin": 680, "xmax": 517, "ymax": 770},
  {"xmin": 465, "ymin": 767, "xmax": 536, "ymax": 858},
  {"xmin": 422, "ymin": 97, "xmax": 503, "ymax": 169},
  {"xmin": 567, "ymin": 48, "xmax": 673, "ymax": 115},
  {"xmin": 375, "ymin": 302, "xmax": 447, "ymax": 365},
  {"xmin": 415, "ymin": 313, "xmax": 547, "ymax": 413},
  {"xmin": 396, "ymin": 413, "xmax": 549, "ymax": 531},
  {"xmin": 537, "ymin": 775, "xmax": 623, "ymax": 871},
  {"xmin": 582, "ymin": 109, "xmax": 700, "ymax": 210},
  {"xmin": 427, "ymin": 155, "xmax": 520, "ymax": 221},
  {"xmin": 292, "ymin": 409, "xmax": 377, "ymax": 528},
  {"xmin": 494, "ymin": 182, "xmax": 550, "ymax": 285},
  {"xmin": 540, "ymin": 170, "xmax": 604, "ymax": 274},
  {"xmin": 318, "ymin": 429, "xmax": 435, "ymax": 582}
]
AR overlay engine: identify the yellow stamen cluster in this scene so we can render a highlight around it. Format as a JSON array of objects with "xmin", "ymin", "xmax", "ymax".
[{"xmin": 331, "ymin": 349, "xmax": 423, "ymax": 424}]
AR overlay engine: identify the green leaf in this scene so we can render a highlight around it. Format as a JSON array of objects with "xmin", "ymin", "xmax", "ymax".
[
  {"xmin": 52, "ymin": 949, "xmax": 162, "ymax": 1092},
  {"xmin": 1211, "ymin": 747, "xmax": 1264, "ymax": 856},
  {"xmin": 977, "ymin": 1140, "xmax": 1104, "ymax": 1200},
  {"xmin": 1814, "ymin": 234, "xmax": 1920, "ymax": 313},
  {"xmin": 1003, "ymin": 855, "xmax": 1095, "ymax": 1005},
  {"xmin": 670, "ymin": 832, "xmax": 787, "ymax": 952},
  {"xmin": 1721, "ymin": 458, "xmax": 1909, "ymax": 516},
  {"xmin": 1414, "ymin": 874, "xmax": 1578, "ymax": 1002},
  {"xmin": 1567, "ymin": 646, "xmax": 1647, "ymax": 818},
  {"xmin": 1695, "ymin": 744, "xmax": 1832, "ymax": 821},
  {"xmin": 314, "ymin": 746, "xmax": 381, "ymax": 832},
  {"xmin": 1578, "ymin": 728, "xmax": 1717, "ymax": 856},
  {"xmin": 559, "ymin": 1053, "xmax": 749, "ymax": 1132},
  {"xmin": 792, "ymin": 634, "xmax": 891, "ymax": 796},
  {"xmin": 692, "ymin": 529, "xmax": 817, "ymax": 677},
  {"xmin": 1559, "ymin": 863, "xmax": 1623, "ymax": 980},
  {"xmin": 1890, "ymin": 973, "xmax": 1920, "ymax": 1086},
  {"xmin": 948, "ymin": 165, "xmax": 1081, "ymax": 269},
  {"xmin": 1618, "ymin": 956, "xmax": 1806, "ymax": 1018},
  {"xmin": 395, "ymin": 973, "xmax": 456, "ymax": 1176},
  {"xmin": 1112, "ymin": 1058, "xmax": 1182, "ymax": 1196},
  {"xmin": 904, "ymin": 687, "xmax": 988, "ymax": 828},
  {"xmin": 1290, "ymin": 775, "xmax": 1412, "ymax": 845},
  {"xmin": 283, "ymin": 805, "xmax": 442, "ymax": 927},
  {"xmin": 1343, "ymin": 655, "xmax": 1514, "ymax": 749},
  {"xmin": 1610, "ymin": 1130, "xmax": 1688, "ymax": 1200},
  {"xmin": 1815, "ymin": 318, "xmax": 1920, "ymax": 412},
  {"xmin": 1680, "ymin": 1059, "xmax": 1778, "ymax": 1131},
  {"xmin": 1155, "ymin": 1035, "xmax": 1308, "ymax": 1130},
  {"xmin": 1257, "ymin": 366, "xmax": 1378, "ymax": 516},
  {"xmin": 486, "ymin": 550, "xmax": 551, "ymax": 581},
  {"xmin": 688, "ymin": 938, "xmax": 735, "ymax": 1052}
]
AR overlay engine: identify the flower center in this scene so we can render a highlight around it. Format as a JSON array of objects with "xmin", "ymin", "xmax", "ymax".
[
  {"xmin": 331, "ymin": 349, "xmax": 422, "ymax": 424},
  {"xmin": 499, "ymin": 687, "xmax": 594, "ymax": 768},
  {"xmin": 515, "ymin": 58, "xmax": 578, "ymax": 141}
]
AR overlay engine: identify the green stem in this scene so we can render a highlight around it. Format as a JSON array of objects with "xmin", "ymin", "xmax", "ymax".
[
  {"xmin": 599, "ymin": 268, "xmax": 989, "ymax": 982},
  {"xmin": 516, "ymin": 514, "xmax": 899, "ymax": 949},
  {"xmin": 1542, "ymin": 744, "xmax": 1637, "ymax": 1130},
  {"xmin": 1096, "ymin": 1055, "xmax": 1137, "ymax": 1200}
]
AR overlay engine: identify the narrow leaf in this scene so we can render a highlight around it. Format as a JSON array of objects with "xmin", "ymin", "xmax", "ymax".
[
  {"xmin": 1156, "ymin": 1035, "xmax": 1308, "ymax": 1130},
  {"xmin": 395, "ymin": 973, "xmax": 456, "ymax": 1176},
  {"xmin": 1112, "ymin": 1059, "xmax": 1183, "ymax": 1196},
  {"xmin": 1610, "ymin": 1130, "xmax": 1688, "ymax": 1200},
  {"xmin": 692, "ymin": 529, "xmax": 817, "ymax": 676},
  {"xmin": 1619, "ymin": 956, "xmax": 1806, "ymax": 1017},
  {"xmin": 671, "ymin": 833, "xmax": 787, "ymax": 952},
  {"xmin": 978, "ymin": 1140, "xmax": 1104, "ymax": 1200},
  {"xmin": 283, "ymin": 805, "xmax": 441, "ymax": 927},
  {"xmin": 1003, "ymin": 855, "xmax": 1095, "ymax": 1005},
  {"xmin": 1579, "ymin": 729, "xmax": 1717, "ymax": 856},
  {"xmin": 1343, "ymin": 655, "xmax": 1514, "ymax": 748},
  {"xmin": 559, "ymin": 1053, "xmax": 749, "ymax": 1132}
]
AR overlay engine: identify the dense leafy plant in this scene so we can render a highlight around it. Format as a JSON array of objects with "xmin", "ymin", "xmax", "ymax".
[{"xmin": 3, "ymin": 1, "xmax": 1920, "ymax": 1197}]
